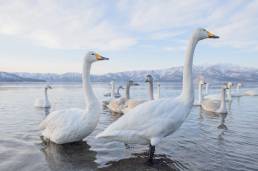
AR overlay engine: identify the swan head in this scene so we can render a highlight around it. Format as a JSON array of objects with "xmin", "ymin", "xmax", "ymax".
[
  {"xmin": 85, "ymin": 51, "xmax": 109, "ymax": 63},
  {"xmin": 227, "ymin": 82, "xmax": 233, "ymax": 88},
  {"xmin": 237, "ymin": 83, "xmax": 242, "ymax": 87},
  {"xmin": 194, "ymin": 28, "xmax": 219, "ymax": 41},
  {"xmin": 45, "ymin": 84, "xmax": 52, "ymax": 89},
  {"xmin": 223, "ymin": 84, "xmax": 229, "ymax": 90},
  {"xmin": 199, "ymin": 80, "xmax": 207, "ymax": 85},
  {"xmin": 128, "ymin": 80, "xmax": 139, "ymax": 86},
  {"xmin": 145, "ymin": 74, "xmax": 153, "ymax": 83},
  {"xmin": 118, "ymin": 85, "xmax": 124, "ymax": 89}
]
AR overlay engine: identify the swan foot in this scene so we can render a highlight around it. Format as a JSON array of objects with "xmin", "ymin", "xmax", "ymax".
[{"xmin": 148, "ymin": 144, "xmax": 155, "ymax": 164}]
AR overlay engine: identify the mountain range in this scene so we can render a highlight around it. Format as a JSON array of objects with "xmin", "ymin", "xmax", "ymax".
[{"xmin": 1, "ymin": 64, "xmax": 257, "ymax": 83}]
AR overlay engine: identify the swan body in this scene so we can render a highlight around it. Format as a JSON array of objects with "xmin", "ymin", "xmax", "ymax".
[
  {"xmin": 201, "ymin": 85, "xmax": 228, "ymax": 114},
  {"xmin": 122, "ymin": 75, "xmax": 154, "ymax": 113},
  {"xmin": 40, "ymin": 51, "xmax": 108, "ymax": 144},
  {"xmin": 107, "ymin": 80, "xmax": 138, "ymax": 114},
  {"xmin": 97, "ymin": 28, "xmax": 219, "ymax": 162},
  {"xmin": 34, "ymin": 85, "xmax": 52, "ymax": 108},
  {"xmin": 244, "ymin": 90, "xmax": 258, "ymax": 96}
]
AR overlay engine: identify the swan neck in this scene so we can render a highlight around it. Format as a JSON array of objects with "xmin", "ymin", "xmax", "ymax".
[
  {"xmin": 218, "ymin": 89, "xmax": 226, "ymax": 112},
  {"xmin": 44, "ymin": 88, "xmax": 49, "ymax": 103},
  {"xmin": 82, "ymin": 61, "xmax": 98, "ymax": 109},
  {"xmin": 125, "ymin": 84, "xmax": 130, "ymax": 99},
  {"xmin": 198, "ymin": 83, "xmax": 203, "ymax": 103},
  {"xmin": 181, "ymin": 36, "xmax": 197, "ymax": 101},
  {"xmin": 148, "ymin": 81, "xmax": 154, "ymax": 100},
  {"xmin": 111, "ymin": 82, "xmax": 115, "ymax": 98},
  {"xmin": 157, "ymin": 84, "xmax": 160, "ymax": 99},
  {"xmin": 205, "ymin": 83, "xmax": 209, "ymax": 94}
]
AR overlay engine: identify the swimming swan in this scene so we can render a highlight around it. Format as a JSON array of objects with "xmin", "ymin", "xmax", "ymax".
[
  {"xmin": 122, "ymin": 75, "xmax": 154, "ymax": 113},
  {"xmin": 193, "ymin": 80, "xmax": 206, "ymax": 106},
  {"xmin": 201, "ymin": 85, "xmax": 228, "ymax": 114},
  {"xmin": 157, "ymin": 82, "xmax": 161, "ymax": 99},
  {"xmin": 39, "ymin": 51, "xmax": 109, "ymax": 144},
  {"xmin": 232, "ymin": 83, "xmax": 242, "ymax": 97},
  {"xmin": 34, "ymin": 84, "xmax": 52, "ymax": 108},
  {"xmin": 107, "ymin": 80, "xmax": 138, "ymax": 114},
  {"xmin": 204, "ymin": 82, "xmax": 233, "ymax": 101},
  {"xmin": 96, "ymin": 28, "xmax": 219, "ymax": 163}
]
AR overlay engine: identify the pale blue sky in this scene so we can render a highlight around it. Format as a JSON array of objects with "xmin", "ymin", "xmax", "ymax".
[{"xmin": 0, "ymin": 0, "xmax": 257, "ymax": 74}]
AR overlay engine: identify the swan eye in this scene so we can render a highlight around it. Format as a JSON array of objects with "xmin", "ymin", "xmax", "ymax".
[{"xmin": 91, "ymin": 53, "xmax": 95, "ymax": 55}]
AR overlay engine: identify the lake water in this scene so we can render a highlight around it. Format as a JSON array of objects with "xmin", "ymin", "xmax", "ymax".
[{"xmin": 0, "ymin": 82, "xmax": 258, "ymax": 171}]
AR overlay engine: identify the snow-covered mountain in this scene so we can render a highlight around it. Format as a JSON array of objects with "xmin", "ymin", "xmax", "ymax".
[
  {"xmin": 0, "ymin": 72, "xmax": 45, "ymax": 82},
  {"xmin": 1, "ymin": 64, "xmax": 258, "ymax": 82}
]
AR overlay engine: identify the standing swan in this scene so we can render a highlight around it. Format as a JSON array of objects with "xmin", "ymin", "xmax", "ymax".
[
  {"xmin": 40, "ymin": 51, "xmax": 109, "ymax": 144},
  {"xmin": 34, "ymin": 84, "xmax": 52, "ymax": 108},
  {"xmin": 96, "ymin": 28, "xmax": 219, "ymax": 163}
]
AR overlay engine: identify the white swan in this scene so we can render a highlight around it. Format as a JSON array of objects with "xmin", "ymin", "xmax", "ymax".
[
  {"xmin": 204, "ymin": 82, "xmax": 233, "ymax": 101},
  {"xmin": 39, "ymin": 51, "xmax": 109, "ymax": 144},
  {"xmin": 107, "ymin": 80, "xmax": 138, "ymax": 114},
  {"xmin": 205, "ymin": 83, "xmax": 209, "ymax": 95},
  {"xmin": 122, "ymin": 75, "xmax": 154, "ymax": 113},
  {"xmin": 157, "ymin": 82, "xmax": 161, "ymax": 99},
  {"xmin": 34, "ymin": 84, "xmax": 52, "ymax": 108},
  {"xmin": 103, "ymin": 81, "xmax": 116, "ymax": 97},
  {"xmin": 96, "ymin": 28, "xmax": 219, "ymax": 163},
  {"xmin": 201, "ymin": 84, "xmax": 228, "ymax": 114},
  {"xmin": 232, "ymin": 83, "xmax": 242, "ymax": 97},
  {"xmin": 103, "ymin": 82, "xmax": 124, "ymax": 107},
  {"xmin": 193, "ymin": 80, "xmax": 206, "ymax": 106}
]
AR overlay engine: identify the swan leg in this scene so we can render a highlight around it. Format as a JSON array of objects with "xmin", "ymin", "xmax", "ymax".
[{"xmin": 148, "ymin": 144, "xmax": 155, "ymax": 164}]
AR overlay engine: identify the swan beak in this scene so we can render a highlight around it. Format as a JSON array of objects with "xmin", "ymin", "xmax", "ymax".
[
  {"xmin": 96, "ymin": 53, "xmax": 109, "ymax": 60},
  {"xmin": 133, "ymin": 83, "xmax": 140, "ymax": 86},
  {"xmin": 208, "ymin": 31, "xmax": 219, "ymax": 38}
]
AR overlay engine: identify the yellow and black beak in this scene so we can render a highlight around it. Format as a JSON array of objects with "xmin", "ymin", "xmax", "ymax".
[
  {"xmin": 96, "ymin": 53, "xmax": 109, "ymax": 60},
  {"xmin": 208, "ymin": 31, "xmax": 219, "ymax": 38}
]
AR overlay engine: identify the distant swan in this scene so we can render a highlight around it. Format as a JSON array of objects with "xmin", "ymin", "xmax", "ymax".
[
  {"xmin": 157, "ymin": 82, "xmax": 161, "ymax": 99},
  {"xmin": 232, "ymin": 83, "xmax": 242, "ymax": 97},
  {"xmin": 201, "ymin": 84, "xmax": 228, "ymax": 114},
  {"xmin": 96, "ymin": 28, "xmax": 219, "ymax": 163},
  {"xmin": 34, "ymin": 84, "xmax": 52, "ymax": 108},
  {"xmin": 122, "ymin": 75, "xmax": 154, "ymax": 113},
  {"xmin": 244, "ymin": 90, "xmax": 258, "ymax": 96},
  {"xmin": 103, "ymin": 82, "xmax": 124, "ymax": 106},
  {"xmin": 194, "ymin": 80, "xmax": 206, "ymax": 106},
  {"xmin": 107, "ymin": 80, "xmax": 138, "ymax": 114},
  {"xmin": 40, "ymin": 51, "xmax": 109, "ymax": 144},
  {"xmin": 204, "ymin": 82, "xmax": 233, "ymax": 101}
]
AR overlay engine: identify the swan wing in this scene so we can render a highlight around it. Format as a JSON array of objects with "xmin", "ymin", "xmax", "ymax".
[{"xmin": 97, "ymin": 97, "xmax": 190, "ymax": 143}]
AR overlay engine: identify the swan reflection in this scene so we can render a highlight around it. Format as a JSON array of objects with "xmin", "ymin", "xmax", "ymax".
[{"xmin": 41, "ymin": 141, "xmax": 97, "ymax": 171}]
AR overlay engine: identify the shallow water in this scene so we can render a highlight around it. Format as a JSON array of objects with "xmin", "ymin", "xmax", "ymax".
[{"xmin": 0, "ymin": 82, "xmax": 258, "ymax": 171}]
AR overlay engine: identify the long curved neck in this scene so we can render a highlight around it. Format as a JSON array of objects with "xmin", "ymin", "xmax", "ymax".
[
  {"xmin": 227, "ymin": 86, "xmax": 232, "ymax": 100},
  {"xmin": 198, "ymin": 83, "xmax": 203, "ymax": 103},
  {"xmin": 117, "ymin": 87, "xmax": 122, "ymax": 95},
  {"xmin": 181, "ymin": 36, "xmax": 197, "ymax": 101},
  {"xmin": 205, "ymin": 83, "xmax": 209, "ymax": 94},
  {"xmin": 218, "ymin": 89, "xmax": 226, "ymax": 113},
  {"xmin": 148, "ymin": 81, "xmax": 154, "ymax": 100},
  {"xmin": 236, "ymin": 85, "xmax": 240, "ymax": 93},
  {"xmin": 111, "ymin": 83, "xmax": 115, "ymax": 98},
  {"xmin": 82, "ymin": 61, "xmax": 98, "ymax": 109},
  {"xmin": 44, "ymin": 88, "xmax": 49, "ymax": 103},
  {"xmin": 125, "ymin": 84, "xmax": 130, "ymax": 99},
  {"xmin": 157, "ymin": 84, "xmax": 160, "ymax": 99}
]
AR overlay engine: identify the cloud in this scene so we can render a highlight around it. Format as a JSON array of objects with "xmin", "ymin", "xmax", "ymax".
[
  {"xmin": 118, "ymin": 0, "xmax": 258, "ymax": 51},
  {"xmin": 0, "ymin": 0, "xmax": 136, "ymax": 50}
]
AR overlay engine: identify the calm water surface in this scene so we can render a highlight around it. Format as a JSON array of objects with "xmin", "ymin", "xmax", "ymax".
[{"xmin": 0, "ymin": 82, "xmax": 258, "ymax": 171}]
